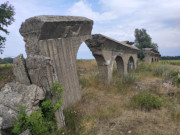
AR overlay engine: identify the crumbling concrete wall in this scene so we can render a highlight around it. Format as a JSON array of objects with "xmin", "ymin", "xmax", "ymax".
[
  {"xmin": 86, "ymin": 34, "xmax": 139, "ymax": 84},
  {"xmin": 142, "ymin": 48, "xmax": 161, "ymax": 64}
]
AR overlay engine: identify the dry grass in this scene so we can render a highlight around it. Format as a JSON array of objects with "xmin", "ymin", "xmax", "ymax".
[
  {"xmin": 0, "ymin": 64, "xmax": 14, "ymax": 89},
  {"xmin": 1, "ymin": 61, "xmax": 180, "ymax": 135},
  {"xmin": 63, "ymin": 60, "xmax": 180, "ymax": 135}
]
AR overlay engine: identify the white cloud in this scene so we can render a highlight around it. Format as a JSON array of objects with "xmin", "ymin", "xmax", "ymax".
[
  {"xmin": 1, "ymin": 0, "xmax": 180, "ymax": 58},
  {"xmin": 67, "ymin": 0, "xmax": 118, "ymax": 22}
]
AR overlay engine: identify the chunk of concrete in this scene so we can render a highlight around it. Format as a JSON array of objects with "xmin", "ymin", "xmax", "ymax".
[
  {"xmin": 13, "ymin": 54, "xmax": 31, "ymax": 85},
  {"xmin": 0, "ymin": 82, "xmax": 46, "ymax": 130}
]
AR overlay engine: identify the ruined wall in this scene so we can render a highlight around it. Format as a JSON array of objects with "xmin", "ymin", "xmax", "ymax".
[
  {"xmin": 86, "ymin": 34, "xmax": 139, "ymax": 83},
  {"xmin": 142, "ymin": 48, "xmax": 161, "ymax": 64}
]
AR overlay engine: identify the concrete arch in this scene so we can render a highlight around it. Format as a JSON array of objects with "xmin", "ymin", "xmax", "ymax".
[
  {"xmin": 127, "ymin": 56, "xmax": 135, "ymax": 72},
  {"xmin": 152, "ymin": 58, "xmax": 154, "ymax": 62},
  {"xmin": 115, "ymin": 56, "xmax": 124, "ymax": 76}
]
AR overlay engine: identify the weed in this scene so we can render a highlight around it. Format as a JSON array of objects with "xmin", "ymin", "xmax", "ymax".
[
  {"xmin": 62, "ymin": 108, "xmax": 83, "ymax": 135},
  {"xmin": 12, "ymin": 82, "xmax": 64, "ymax": 135},
  {"xmin": 117, "ymin": 73, "xmax": 136, "ymax": 85},
  {"xmin": 129, "ymin": 91, "xmax": 163, "ymax": 111}
]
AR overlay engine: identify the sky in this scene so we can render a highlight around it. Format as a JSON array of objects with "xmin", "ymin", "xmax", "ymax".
[{"xmin": 1, "ymin": 0, "xmax": 180, "ymax": 59}]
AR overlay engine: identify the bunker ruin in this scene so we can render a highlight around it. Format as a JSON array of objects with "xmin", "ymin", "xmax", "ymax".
[{"xmin": 142, "ymin": 48, "xmax": 161, "ymax": 63}]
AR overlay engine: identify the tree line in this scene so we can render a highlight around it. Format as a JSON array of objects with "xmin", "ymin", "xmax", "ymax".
[
  {"xmin": 0, "ymin": 57, "xmax": 13, "ymax": 64},
  {"xmin": 161, "ymin": 56, "xmax": 180, "ymax": 60}
]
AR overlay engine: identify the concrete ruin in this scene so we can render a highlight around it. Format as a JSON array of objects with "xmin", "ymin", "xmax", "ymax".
[
  {"xmin": 142, "ymin": 48, "xmax": 161, "ymax": 63},
  {"xmin": 86, "ymin": 34, "xmax": 139, "ymax": 83},
  {"xmin": 0, "ymin": 15, "xmax": 140, "ymax": 133}
]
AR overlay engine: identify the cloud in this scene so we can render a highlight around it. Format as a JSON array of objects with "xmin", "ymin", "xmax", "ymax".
[
  {"xmin": 66, "ymin": 0, "xmax": 118, "ymax": 22},
  {"xmin": 0, "ymin": 0, "xmax": 180, "ymax": 58}
]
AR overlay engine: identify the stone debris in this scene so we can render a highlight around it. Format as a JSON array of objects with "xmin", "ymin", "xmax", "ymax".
[{"xmin": 0, "ymin": 82, "xmax": 46, "ymax": 133}]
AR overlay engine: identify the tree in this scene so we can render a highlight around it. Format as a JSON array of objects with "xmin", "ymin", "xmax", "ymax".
[
  {"xmin": 134, "ymin": 28, "xmax": 158, "ymax": 59},
  {"xmin": 0, "ymin": 1, "xmax": 15, "ymax": 54}
]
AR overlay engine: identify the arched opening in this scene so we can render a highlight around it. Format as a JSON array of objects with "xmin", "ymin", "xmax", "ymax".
[
  {"xmin": 152, "ymin": 58, "xmax": 154, "ymax": 62},
  {"xmin": 76, "ymin": 42, "xmax": 98, "ymax": 88},
  {"xmin": 114, "ymin": 56, "xmax": 124, "ymax": 76},
  {"xmin": 127, "ymin": 56, "xmax": 135, "ymax": 72}
]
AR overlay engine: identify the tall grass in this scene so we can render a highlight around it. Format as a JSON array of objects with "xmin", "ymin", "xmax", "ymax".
[
  {"xmin": 152, "ymin": 64, "xmax": 172, "ymax": 77},
  {"xmin": 161, "ymin": 60, "xmax": 180, "ymax": 66}
]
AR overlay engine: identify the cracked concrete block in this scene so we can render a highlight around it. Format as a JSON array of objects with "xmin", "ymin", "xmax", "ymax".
[
  {"xmin": 0, "ymin": 82, "xmax": 46, "ymax": 130},
  {"xmin": 13, "ymin": 54, "xmax": 31, "ymax": 85}
]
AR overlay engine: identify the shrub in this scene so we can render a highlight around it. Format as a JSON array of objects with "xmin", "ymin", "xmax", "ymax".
[
  {"xmin": 12, "ymin": 82, "xmax": 64, "ymax": 135},
  {"xmin": 130, "ymin": 91, "xmax": 163, "ymax": 111}
]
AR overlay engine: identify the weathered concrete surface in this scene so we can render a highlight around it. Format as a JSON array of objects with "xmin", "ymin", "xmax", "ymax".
[
  {"xmin": 142, "ymin": 48, "xmax": 161, "ymax": 63},
  {"xmin": 0, "ymin": 82, "xmax": 46, "ymax": 131},
  {"xmin": 20, "ymin": 15, "xmax": 93, "ymax": 56},
  {"xmin": 19, "ymin": 15, "xmax": 93, "ymax": 109},
  {"xmin": 86, "ymin": 34, "xmax": 139, "ymax": 83},
  {"xmin": 26, "ymin": 55, "xmax": 56, "ymax": 96},
  {"xmin": 13, "ymin": 54, "xmax": 31, "ymax": 85}
]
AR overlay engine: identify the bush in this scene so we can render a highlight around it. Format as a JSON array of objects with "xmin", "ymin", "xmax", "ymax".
[
  {"xmin": 12, "ymin": 82, "xmax": 64, "ymax": 135},
  {"xmin": 130, "ymin": 91, "xmax": 163, "ymax": 111}
]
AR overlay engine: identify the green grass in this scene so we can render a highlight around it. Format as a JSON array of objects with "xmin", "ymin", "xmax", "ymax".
[{"xmin": 0, "ymin": 64, "xmax": 13, "ymax": 70}]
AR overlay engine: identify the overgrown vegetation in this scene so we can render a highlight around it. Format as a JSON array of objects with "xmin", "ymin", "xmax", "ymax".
[
  {"xmin": 1, "ymin": 59, "xmax": 179, "ymax": 135},
  {"xmin": 12, "ymin": 82, "xmax": 64, "ymax": 135},
  {"xmin": 129, "ymin": 91, "xmax": 163, "ymax": 111},
  {"xmin": 117, "ymin": 73, "xmax": 136, "ymax": 86}
]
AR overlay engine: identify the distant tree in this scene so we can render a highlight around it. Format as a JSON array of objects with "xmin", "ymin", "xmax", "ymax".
[
  {"xmin": 0, "ymin": 1, "xmax": 15, "ymax": 54},
  {"xmin": 0, "ymin": 57, "xmax": 13, "ymax": 64},
  {"xmin": 134, "ymin": 28, "xmax": 158, "ymax": 59}
]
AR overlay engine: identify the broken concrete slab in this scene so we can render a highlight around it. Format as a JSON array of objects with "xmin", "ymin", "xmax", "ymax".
[
  {"xmin": 13, "ymin": 54, "xmax": 31, "ymax": 85},
  {"xmin": 0, "ymin": 82, "xmax": 46, "ymax": 130}
]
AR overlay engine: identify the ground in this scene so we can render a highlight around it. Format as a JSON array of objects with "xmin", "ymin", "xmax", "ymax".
[
  {"xmin": 0, "ymin": 60, "xmax": 180, "ymax": 135},
  {"xmin": 66, "ymin": 60, "xmax": 180, "ymax": 135}
]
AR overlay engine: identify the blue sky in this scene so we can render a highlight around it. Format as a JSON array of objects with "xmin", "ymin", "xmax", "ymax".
[{"xmin": 1, "ymin": 0, "xmax": 180, "ymax": 59}]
